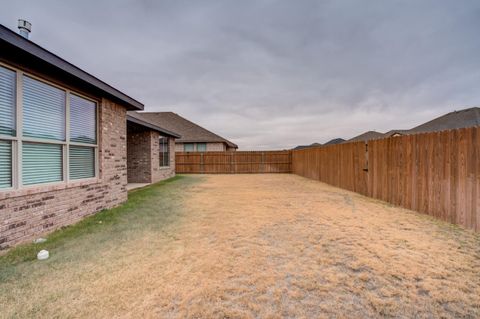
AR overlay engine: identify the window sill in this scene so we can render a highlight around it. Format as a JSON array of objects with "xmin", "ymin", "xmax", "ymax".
[
  {"xmin": 0, "ymin": 178, "xmax": 102, "ymax": 201},
  {"xmin": 159, "ymin": 166, "xmax": 171, "ymax": 170}
]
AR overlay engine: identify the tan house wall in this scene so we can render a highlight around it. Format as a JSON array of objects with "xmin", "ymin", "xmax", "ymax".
[{"xmin": 0, "ymin": 99, "xmax": 128, "ymax": 250}]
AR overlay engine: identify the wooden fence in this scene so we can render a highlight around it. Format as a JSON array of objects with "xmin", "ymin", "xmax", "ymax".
[
  {"xmin": 176, "ymin": 151, "xmax": 292, "ymax": 174},
  {"xmin": 292, "ymin": 126, "xmax": 480, "ymax": 231}
]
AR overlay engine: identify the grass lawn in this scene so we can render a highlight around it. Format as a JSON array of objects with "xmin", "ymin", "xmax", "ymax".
[{"xmin": 1, "ymin": 174, "xmax": 479, "ymax": 318}]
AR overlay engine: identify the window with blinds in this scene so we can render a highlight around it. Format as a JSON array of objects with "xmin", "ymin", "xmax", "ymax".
[
  {"xmin": 196, "ymin": 143, "xmax": 206, "ymax": 152},
  {"xmin": 69, "ymin": 146, "xmax": 95, "ymax": 179},
  {"xmin": 0, "ymin": 63, "xmax": 99, "ymax": 190},
  {"xmin": 184, "ymin": 143, "xmax": 194, "ymax": 152},
  {"xmin": 70, "ymin": 93, "xmax": 96, "ymax": 144},
  {"xmin": 0, "ymin": 141, "xmax": 12, "ymax": 188},
  {"xmin": 0, "ymin": 66, "xmax": 16, "ymax": 136},
  {"xmin": 159, "ymin": 137, "xmax": 169, "ymax": 167},
  {"xmin": 23, "ymin": 75, "xmax": 65, "ymax": 141},
  {"xmin": 23, "ymin": 142, "xmax": 63, "ymax": 185}
]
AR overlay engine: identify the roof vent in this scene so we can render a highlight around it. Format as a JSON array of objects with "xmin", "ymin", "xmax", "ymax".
[{"xmin": 18, "ymin": 19, "xmax": 32, "ymax": 39}]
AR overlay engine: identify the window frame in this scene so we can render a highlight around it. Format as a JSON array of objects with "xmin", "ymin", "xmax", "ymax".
[
  {"xmin": 184, "ymin": 143, "xmax": 194, "ymax": 152},
  {"xmin": 196, "ymin": 143, "xmax": 207, "ymax": 152},
  {"xmin": 159, "ymin": 137, "xmax": 170, "ymax": 168},
  {"xmin": 0, "ymin": 61, "xmax": 99, "ymax": 191}
]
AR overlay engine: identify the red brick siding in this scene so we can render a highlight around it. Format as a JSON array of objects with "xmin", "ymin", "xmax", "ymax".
[
  {"xmin": 127, "ymin": 129, "xmax": 175, "ymax": 183},
  {"xmin": 0, "ymin": 98, "xmax": 128, "ymax": 250}
]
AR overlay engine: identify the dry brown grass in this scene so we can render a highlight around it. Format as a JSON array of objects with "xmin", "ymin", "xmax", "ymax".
[{"xmin": 1, "ymin": 174, "xmax": 480, "ymax": 318}]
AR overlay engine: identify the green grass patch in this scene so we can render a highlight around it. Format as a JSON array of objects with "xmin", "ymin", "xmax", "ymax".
[{"xmin": 0, "ymin": 175, "xmax": 188, "ymax": 268}]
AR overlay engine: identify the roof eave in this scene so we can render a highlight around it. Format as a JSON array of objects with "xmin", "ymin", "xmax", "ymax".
[
  {"xmin": 127, "ymin": 115, "xmax": 181, "ymax": 138},
  {"xmin": 0, "ymin": 24, "xmax": 144, "ymax": 110}
]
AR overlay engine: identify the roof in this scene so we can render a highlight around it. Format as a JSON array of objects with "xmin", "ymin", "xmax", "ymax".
[
  {"xmin": 0, "ymin": 24, "xmax": 143, "ymax": 110},
  {"xmin": 293, "ymin": 142, "xmax": 322, "ymax": 150},
  {"xmin": 323, "ymin": 138, "xmax": 345, "ymax": 145},
  {"xmin": 383, "ymin": 129, "xmax": 411, "ymax": 138},
  {"xmin": 127, "ymin": 113, "xmax": 180, "ymax": 138},
  {"xmin": 128, "ymin": 112, "xmax": 238, "ymax": 148},
  {"xmin": 409, "ymin": 107, "xmax": 480, "ymax": 134},
  {"xmin": 347, "ymin": 131, "xmax": 384, "ymax": 142}
]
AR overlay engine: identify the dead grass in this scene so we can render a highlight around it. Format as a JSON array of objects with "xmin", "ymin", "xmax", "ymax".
[{"xmin": 1, "ymin": 174, "xmax": 480, "ymax": 318}]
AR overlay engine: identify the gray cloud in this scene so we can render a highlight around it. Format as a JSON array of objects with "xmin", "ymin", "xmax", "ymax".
[{"xmin": 2, "ymin": 0, "xmax": 479, "ymax": 149}]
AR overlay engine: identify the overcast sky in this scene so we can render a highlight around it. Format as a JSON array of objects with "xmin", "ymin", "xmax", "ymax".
[{"xmin": 2, "ymin": 0, "xmax": 479, "ymax": 149}]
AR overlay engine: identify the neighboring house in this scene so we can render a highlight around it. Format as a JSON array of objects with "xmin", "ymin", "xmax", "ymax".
[
  {"xmin": 346, "ymin": 107, "xmax": 480, "ymax": 143},
  {"xmin": 128, "ymin": 112, "xmax": 238, "ymax": 152},
  {"xmin": 384, "ymin": 107, "xmax": 480, "ymax": 138},
  {"xmin": 293, "ymin": 142, "xmax": 322, "ymax": 150},
  {"xmin": 323, "ymin": 138, "xmax": 345, "ymax": 145},
  {"xmin": 408, "ymin": 107, "xmax": 480, "ymax": 134},
  {"xmin": 126, "ymin": 113, "xmax": 180, "ymax": 185},
  {"xmin": 0, "ymin": 23, "xmax": 147, "ymax": 249},
  {"xmin": 346, "ymin": 131, "xmax": 384, "ymax": 142}
]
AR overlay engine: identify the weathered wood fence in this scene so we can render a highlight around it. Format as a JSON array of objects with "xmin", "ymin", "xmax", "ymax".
[
  {"xmin": 292, "ymin": 126, "xmax": 480, "ymax": 231},
  {"xmin": 176, "ymin": 151, "xmax": 292, "ymax": 173}
]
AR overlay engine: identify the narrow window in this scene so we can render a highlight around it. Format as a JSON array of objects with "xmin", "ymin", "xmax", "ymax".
[
  {"xmin": 0, "ymin": 141, "xmax": 12, "ymax": 188},
  {"xmin": 196, "ymin": 143, "xmax": 206, "ymax": 152},
  {"xmin": 69, "ymin": 94, "xmax": 97, "ymax": 180},
  {"xmin": 0, "ymin": 65, "xmax": 15, "ymax": 189},
  {"xmin": 184, "ymin": 143, "xmax": 194, "ymax": 152},
  {"xmin": 70, "ymin": 93, "xmax": 96, "ymax": 144},
  {"xmin": 159, "ymin": 137, "xmax": 169, "ymax": 167},
  {"xmin": 0, "ymin": 66, "xmax": 16, "ymax": 136}
]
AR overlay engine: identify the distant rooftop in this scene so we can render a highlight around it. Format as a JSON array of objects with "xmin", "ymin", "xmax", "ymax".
[
  {"xmin": 347, "ymin": 131, "xmax": 384, "ymax": 142},
  {"xmin": 409, "ymin": 107, "xmax": 480, "ymax": 134},
  {"xmin": 323, "ymin": 138, "xmax": 345, "ymax": 145}
]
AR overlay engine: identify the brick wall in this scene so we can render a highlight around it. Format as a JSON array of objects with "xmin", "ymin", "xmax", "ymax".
[
  {"xmin": 127, "ymin": 128, "xmax": 153, "ymax": 183},
  {"xmin": 152, "ymin": 136, "xmax": 175, "ymax": 182},
  {"xmin": 127, "ymin": 128, "xmax": 175, "ymax": 184},
  {"xmin": 0, "ymin": 98, "xmax": 128, "ymax": 250}
]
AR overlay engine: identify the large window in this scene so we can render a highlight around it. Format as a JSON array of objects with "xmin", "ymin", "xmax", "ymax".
[
  {"xmin": 0, "ymin": 63, "xmax": 98, "ymax": 190},
  {"xmin": 159, "ymin": 137, "xmax": 169, "ymax": 167}
]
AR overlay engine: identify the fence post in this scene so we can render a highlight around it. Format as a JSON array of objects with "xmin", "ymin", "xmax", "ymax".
[
  {"xmin": 200, "ymin": 152, "xmax": 204, "ymax": 173},
  {"xmin": 261, "ymin": 152, "xmax": 265, "ymax": 173}
]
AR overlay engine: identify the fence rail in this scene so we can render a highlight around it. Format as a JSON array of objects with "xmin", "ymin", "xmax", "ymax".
[
  {"xmin": 292, "ymin": 126, "xmax": 480, "ymax": 231},
  {"xmin": 176, "ymin": 151, "xmax": 292, "ymax": 174}
]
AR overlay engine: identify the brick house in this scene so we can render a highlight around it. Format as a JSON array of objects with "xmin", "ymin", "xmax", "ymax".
[
  {"xmin": 129, "ymin": 112, "xmax": 238, "ymax": 152},
  {"xmin": 126, "ymin": 112, "xmax": 180, "ymax": 185},
  {"xmin": 0, "ymin": 24, "xmax": 163, "ymax": 250}
]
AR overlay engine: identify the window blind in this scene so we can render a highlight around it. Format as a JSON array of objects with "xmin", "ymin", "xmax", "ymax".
[
  {"xmin": 70, "ymin": 94, "xmax": 96, "ymax": 144},
  {"xmin": 69, "ymin": 146, "xmax": 95, "ymax": 179},
  {"xmin": 184, "ymin": 143, "xmax": 194, "ymax": 152},
  {"xmin": 0, "ymin": 140, "xmax": 12, "ymax": 188},
  {"xmin": 23, "ymin": 76, "xmax": 65, "ymax": 141},
  {"xmin": 0, "ymin": 66, "xmax": 16, "ymax": 136},
  {"xmin": 197, "ymin": 143, "xmax": 206, "ymax": 152},
  {"xmin": 22, "ymin": 142, "xmax": 62, "ymax": 185}
]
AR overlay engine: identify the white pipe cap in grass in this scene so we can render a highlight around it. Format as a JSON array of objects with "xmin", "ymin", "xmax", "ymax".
[{"xmin": 37, "ymin": 250, "xmax": 49, "ymax": 260}]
